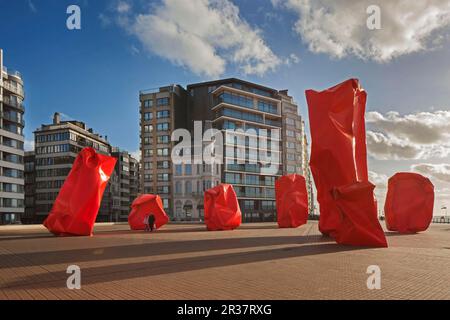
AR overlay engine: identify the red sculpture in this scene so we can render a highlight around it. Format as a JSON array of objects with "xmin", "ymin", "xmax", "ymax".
[
  {"xmin": 43, "ymin": 147, "xmax": 116, "ymax": 236},
  {"xmin": 384, "ymin": 172, "xmax": 434, "ymax": 233},
  {"xmin": 306, "ymin": 79, "xmax": 387, "ymax": 247},
  {"xmin": 332, "ymin": 182, "xmax": 387, "ymax": 247},
  {"xmin": 275, "ymin": 174, "xmax": 309, "ymax": 228},
  {"xmin": 204, "ymin": 184, "xmax": 241, "ymax": 231},
  {"xmin": 128, "ymin": 194, "xmax": 169, "ymax": 230}
]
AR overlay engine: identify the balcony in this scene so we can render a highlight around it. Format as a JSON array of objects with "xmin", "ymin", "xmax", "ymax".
[
  {"xmin": 2, "ymin": 112, "xmax": 25, "ymax": 126},
  {"xmin": 2, "ymin": 96, "xmax": 24, "ymax": 110},
  {"xmin": 2, "ymin": 81, "xmax": 24, "ymax": 98}
]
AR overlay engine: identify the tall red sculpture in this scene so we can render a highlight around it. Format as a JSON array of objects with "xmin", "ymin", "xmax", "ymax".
[
  {"xmin": 306, "ymin": 79, "xmax": 387, "ymax": 247},
  {"xmin": 204, "ymin": 184, "xmax": 241, "ymax": 231},
  {"xmin": 384, "ymin": 172, "xmax": 434, "ymax": 233},
  {"xmin": 43, "ymin": 147, "xmax": 116, "ymax": 236},
  {"xmin": 128, "ymin": 194, "xmax": 169, "ymax": 230},
  {"xmin": 275, "ymin": 174, "xmax": 309, "ymax": 228}
]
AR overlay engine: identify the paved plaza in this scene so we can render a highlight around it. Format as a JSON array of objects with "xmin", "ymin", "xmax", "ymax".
[{"xmin": 0, "ymin": 221, "xmax": 449, "ymax": 300}]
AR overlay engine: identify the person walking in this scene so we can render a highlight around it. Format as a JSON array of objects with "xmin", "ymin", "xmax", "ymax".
[{"xmin": 148, "ymin": 214, "xmax": 156, "ymax": 232}]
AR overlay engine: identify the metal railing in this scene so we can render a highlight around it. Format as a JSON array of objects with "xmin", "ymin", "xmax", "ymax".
[{"xmin": 432, "ymin": 216, "xmax": 450, "ymax": 224}]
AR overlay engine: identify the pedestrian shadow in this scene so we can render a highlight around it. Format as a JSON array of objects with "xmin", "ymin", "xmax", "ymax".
[{"xmin": 1, "ymin": 241, "xmax": 364, "ymax": 290}]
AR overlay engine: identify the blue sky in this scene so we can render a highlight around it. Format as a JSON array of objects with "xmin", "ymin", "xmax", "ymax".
[{"xmin": 2, "ymin": 0, "xmax": 450, "ymax": 213}]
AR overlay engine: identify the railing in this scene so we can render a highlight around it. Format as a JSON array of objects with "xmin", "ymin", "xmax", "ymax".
[
  {"xmin": 432, "ymin": 216, "xmax": 450, "ymax": 224},
  {"xmin": 2, "ymin": 81, "xmax": 24, "ymax": 97},
  {"xmin": 2, "ymin": 95, "xmax": 24, "ymax": 110},
  {"xmin": 2, "ymin": 112, "xmax": 25, "ymax": 126}
]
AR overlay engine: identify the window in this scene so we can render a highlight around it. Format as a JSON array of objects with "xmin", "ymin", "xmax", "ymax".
[
  {"xmin": 157, "ymin": 161, "xmax": 170, "ymax": 169},
  {"xmin": 175, "ymin": 164, "xmax": 182, "ymax": 176},
  {"xmin": 219, "ymin": 92, "xmax": 253, "ymax": 109},
  {"xmin": 144, "ymin": 112, "xmax": 153, "ymax": 121},
  {"xmin": 162, "ymin": 198, "xmax": 169, "ymax": 209},
  {"xmin": 157, "ymin": 135, "xmax": 170, "ymax": 144},
  {"xmin": 144, "ymin": 99, "xmax": 153, "ymax": 108},
  {"xmin": 157, "ymin": 123, "xmax": 169, "ymax": 131},
  {"xmin": 144, "ymin": 162, "xmax": 152, "ymax": 170},
  {"xmin": 157, "ymin": 148, "xmax": 169, "ymax": 156},
  {"xmin": 144, "ymin": 137, "xmax": 152, "ymax": 145},
  {"xmin": 144, "ymin": 125, "xmax": 153, "ymax": 133},
  {"xmin": 175, "ymin": 181, "xmax": 182, "ymax": 194},
  {"xmin": 157, "ymin": 186, "xmax": 170, "ymax": 194},
  {"xmin": 185, "ymin": 164, "xmax": 192, "ymax": 175},
  {"xmin": 157, "ymin": 97, "xmax": 169, "ymax": 106},
  {"xmin": 157, "ymin": 173, "xmax": 170, "ymax": 182},
  {"xmin": 286, "ymin": 118, "xmax": 295, "ymax": 126},
  {"xmin": 258, "ymin": 100, "xmax": 277, "ymax": 114},
  {"xmin": 144, "ymin": 174, "xmax": 152, "ymax": 182},
  {"xmin": 286, "ymin": 142, "xmax": 295, "ymax": 149},
  {"xmin": 156, "ymin": 110, "xmax": 170, "ymax": 119},
  {"xmin": 144, "ymin": 149, "xmax": 153, "ymax": 157},
  {"xmin": 287, "ymin": 153, "xmax": 296, "ymax": 161},
  {"xmin": 286, "ymin": 130, "xmax": 295, "ymax": 137},
  {"xmin": 286, "ymin": 165, "xmax": 296, "ymax": 173},
  {"xmin": 185, "ymin": 181, "xmax": 192, "ymax": 193}
]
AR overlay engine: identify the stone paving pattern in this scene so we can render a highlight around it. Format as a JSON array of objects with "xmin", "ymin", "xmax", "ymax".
[{"xmin": 0, "ymin": 222, "xmax": 449, "ymax": 300}]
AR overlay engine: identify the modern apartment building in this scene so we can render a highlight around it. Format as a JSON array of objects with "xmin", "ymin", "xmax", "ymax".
[
  {"xmin": 188, "ymin": 79, "xmax": 282, "ymax": 222},
  {"xmin": 139, "ymin": 78, "xmax": 313, "ymax": 222},
  {"xmin": 0, "ymin": 49, "xmax": 25, "ymax": 225},
  {"xmin": 31, "ymin": 112, "xmax": 112, "ymax": 223},
  {"xmin": 139, "ymin": 85, "xmax": 189, "ymax": 216},
  {"xmin": 111, "ymin": 148, "xmax": 140, "ymax": 221},
  {"xmin": 23, "ymin": 151, "xmax": 35, "ymax": 224}
]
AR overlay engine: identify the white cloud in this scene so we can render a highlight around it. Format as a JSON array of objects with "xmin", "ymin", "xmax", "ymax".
[
  {"xmin": 28, "ymin": 0, "xmax": 37, "ymax": 13},
  {"xmin": 274, "ymin": 0, "xmax": 450, "ymax": 62},
  {"xmin": 24, "ymin": 139, "xmax": 34, "ymax": 152},
  {"xmin": 366, "ymin": 110, "xmax": 450, "ymax": 160},
  {"xmin": 368, "ymin": 170, "xmax": 388, "ymax": 189},
  {"xmin": 411, "ymin": 163, "xmax": 450, "ymax": 182},
  {"xmin": 116, "ymin": 1, "xmax": 131, "ymax": 14},
  {"xmin": 130, "ymin": 150, "xmax": 141, "ymax": 162},
  {"xmin": 118, "ymin": 0, "xmax": 282, "ymax": 78}
]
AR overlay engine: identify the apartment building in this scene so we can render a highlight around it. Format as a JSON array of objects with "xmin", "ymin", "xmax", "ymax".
[
  {"xmin": 31, "ymin": 112, "xmax": 112, "ymax": 223},
  {"xmin": 111, "ymin": 148, "xmax": 140, "ymax": 221},
  {"xmin": 139, "ymin": 85, "xmax": 189, "ymax": 216},
  {"xmin": 140, "ymin": 78, "xmax": 313, "ymax": 222},
  {"xmin": 0, "ymin": 49, "xmax": 25, "ymax": 225},
  {"xmin": 172, "ymin": 146, "xmax": 221, "ymax": 221},
  {"xmin": 23, "ymin": 151, "xmax": 35, "ymax": 224}
]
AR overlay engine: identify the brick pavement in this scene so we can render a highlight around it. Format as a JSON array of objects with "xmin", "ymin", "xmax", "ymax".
[{"xmin": 0, "ymin": 221, "xmax": 449, "ymax": 300}]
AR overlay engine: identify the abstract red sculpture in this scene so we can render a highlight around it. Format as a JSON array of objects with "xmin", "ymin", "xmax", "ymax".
[
  {"xmin": 384, "ymin": 172, "xmax": 434, "ymax": 233},
  {"xmin": 306, "ymin": 79, "xmax": 387, "ymax": 247},
  {"xmin": 128, "ymin": 194, "xmax": 169, "ymax": 231},
  {"xmin": 204, "ymin": 184, "xmax": 241, "ymax": 231},
  {"xmin": 275, "ymin": 174, "xmax": 309, "ymax": 228},
  {"xmin": 332, "ymin": 181, "xmax": 387, "ymax": 247},
  {"xmin": 43, "ymin": 147, "xmax": 116, "ymax": 236}
]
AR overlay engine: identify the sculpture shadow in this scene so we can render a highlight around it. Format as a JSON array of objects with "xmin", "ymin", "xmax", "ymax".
[
  {"xmin": 1, "ymin": 240, "xmax": 364, "ymax": 290},
  {"xmin": 0, "ymin": 234, "xmax": 328, "ymax": 270}
]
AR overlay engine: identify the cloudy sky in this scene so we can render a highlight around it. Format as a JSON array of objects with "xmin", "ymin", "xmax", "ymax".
[{"xmin": 1, "ymin": 0, "xmax": 450, "ymax": 215}]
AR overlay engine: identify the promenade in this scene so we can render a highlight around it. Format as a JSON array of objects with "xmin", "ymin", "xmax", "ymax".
[{"xmin": 0, "ymin": 222, "xmax": 449, "ymax": 299}]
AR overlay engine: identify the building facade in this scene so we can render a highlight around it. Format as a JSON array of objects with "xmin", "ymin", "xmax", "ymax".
[
  {"xmin": 0, "ymin": 49, "xmax": 25, "ymax": 225},
  {"xmin": 111, "ymin": 148, "xmax": 140, "ymax": 221},
  {"xmin": 139, "ymin": 85, "xmax": 189, "ymax": 217},
  {"xmin": 31, "ymin": 112, "xmax": 112, "ymax": 223},
  {"xmin": 140, "ymin": 78, "xmax": 313, "ymax": 222}
]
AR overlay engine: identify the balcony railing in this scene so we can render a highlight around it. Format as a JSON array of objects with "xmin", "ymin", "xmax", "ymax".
[
  {"xmin": 2, "ymin": 112, "xmax": 25, "ymax": 126},
  {"xmin": 2, "ymin": 96, "xmax": 24, "ymax": 110},
  {"xmin": 2, "ymin": 81, "xmax": 24, "ymax": 97}
]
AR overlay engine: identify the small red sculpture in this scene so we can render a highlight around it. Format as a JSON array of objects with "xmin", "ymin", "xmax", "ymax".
[
  {"xmin": 275, "ymin": 174, "xmax": 309, "ymax": 228},
  {"xmin": 128, "ymin": 194, "xmax": 169, "ymax": 231},
  {"xmin": 204, "ymin": 184, "xmax": 241, "ymax": 231},
  {"xmin": 384, "ymin": 172, "xmax": 434, "ymax": 233}
]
